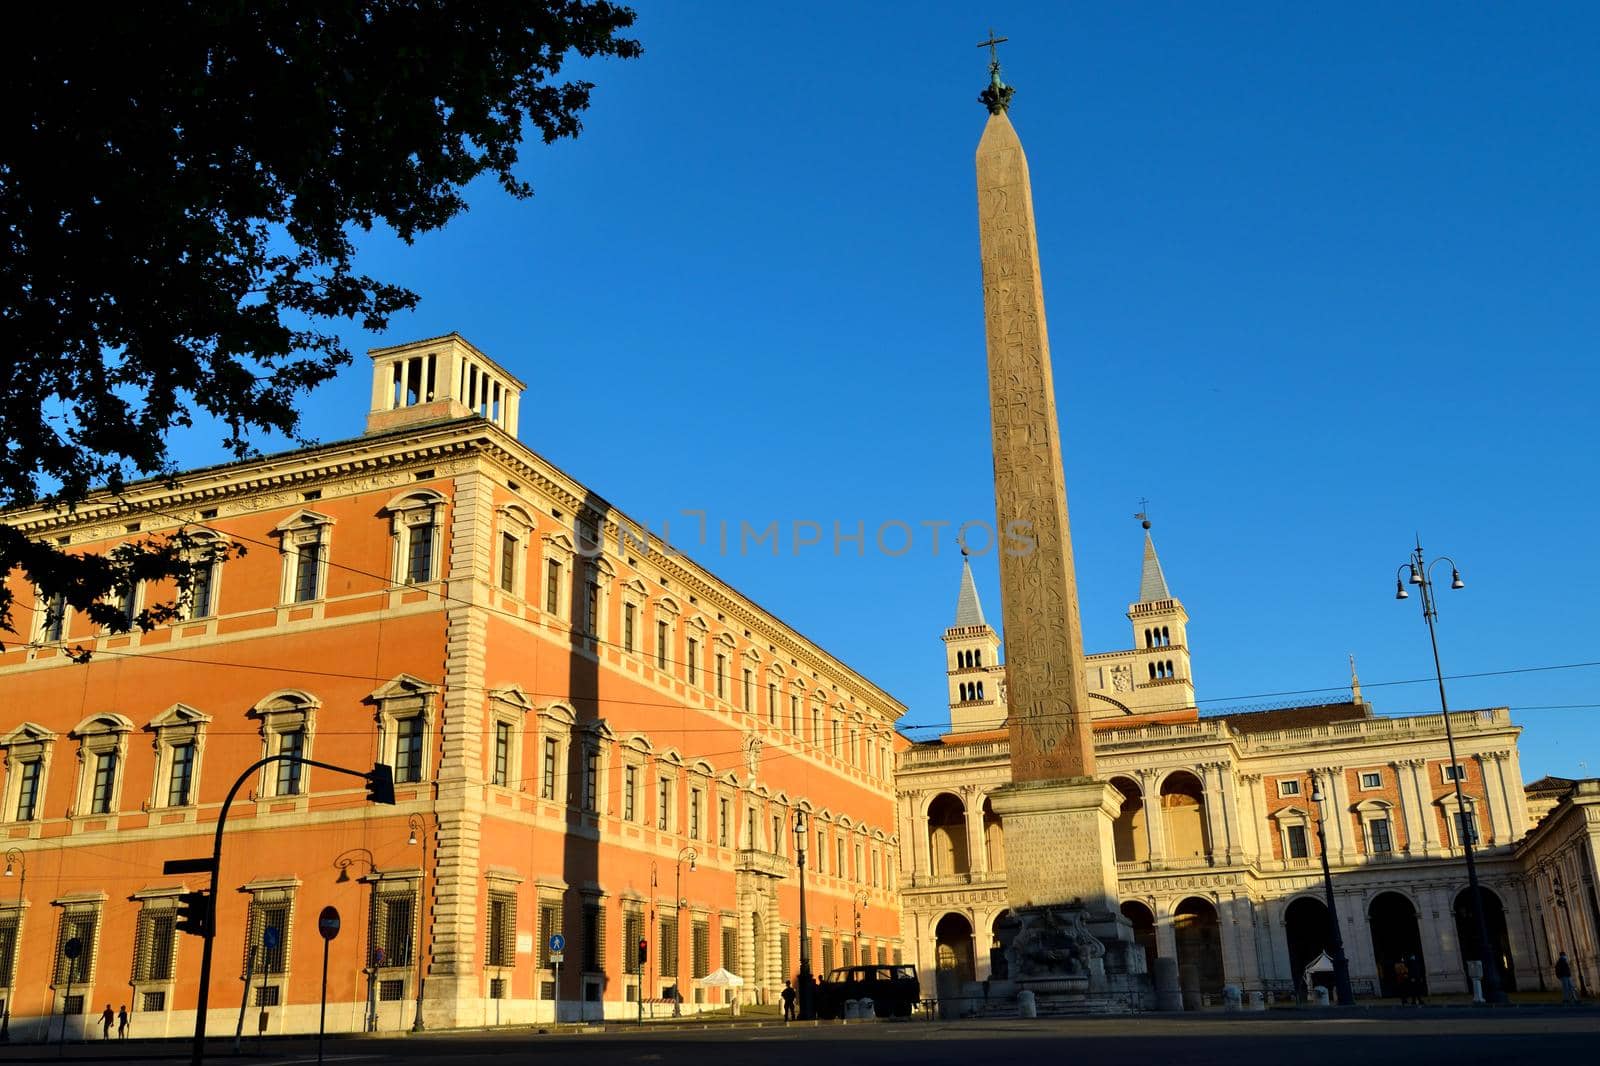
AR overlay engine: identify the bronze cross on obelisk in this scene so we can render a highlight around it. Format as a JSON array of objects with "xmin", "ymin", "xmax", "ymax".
[{"xmin": 977, "ymin": 28, "xmax": 1008, "ymax": 67}]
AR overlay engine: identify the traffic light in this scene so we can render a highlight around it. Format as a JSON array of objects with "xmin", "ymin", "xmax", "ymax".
[
  {"xmin": 366, "ymin": 763, "xmax": 396, "ymax": 805},
  {"xmin": 176, "ymin": 890, "xmax": 212, "ymax": 938},
  {"xmin": 638, "ymin": 938, "xmax": 648, "ymax": 967}
]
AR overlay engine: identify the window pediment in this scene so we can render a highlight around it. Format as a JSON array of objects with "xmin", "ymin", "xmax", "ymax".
[
  {"xmin": 1, "ymin": 722, "xmax": 56, "ymax": 748},
  {"xmin": 538, "ymin": 701, "xmax": 577, "ymax": 728},
  {"xmin": 272, "ymin": 509, "xmax": 333, "ymax": 534},
  {"xmin": 1271, "ymin": 804, "xmax": 1310, "ymax": 822},
  {"xmin": 147, "ymin": 703, "xmax": 212, "ymax": 730},
  {"xmin": 70, "ymin": 712, "xmax": 134, "ymax": 739},
  {"xmin": 369, "ymin": 674, "xmax": 438, "ymax": 704},
  {"xmin": 488, "ymin": 685, "xmax": 533, "ymax": 713},
  {"xmin": 251, "ymin": 689, "xmax": 321, "ymax": 716}
]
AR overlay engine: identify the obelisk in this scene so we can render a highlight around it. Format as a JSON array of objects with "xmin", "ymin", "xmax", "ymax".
[{"xmin": 976, "ymin": 42, "xmax": 1124, "ymax": 925}]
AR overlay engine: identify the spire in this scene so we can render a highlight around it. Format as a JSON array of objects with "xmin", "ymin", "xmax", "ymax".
[
  {"xmin": 1349, "ymin": 653, "xmax": 1363, "ymax": 704},
  {"xmin": 1137, "ymin": 514, "xmax": 1171, "ymax": 603},
  {"xmin": 954, "ymin": 549, "xmax": 988, "ymax": 628}
]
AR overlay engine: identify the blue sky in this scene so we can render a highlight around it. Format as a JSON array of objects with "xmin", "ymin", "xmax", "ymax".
[{"xmin": 173, "ymin": 3, "xmax": 1598, "ymax": 778}]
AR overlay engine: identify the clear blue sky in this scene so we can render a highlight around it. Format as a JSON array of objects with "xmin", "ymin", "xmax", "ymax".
[{"xmin": 174, "ymin": 3, "xmax": 1599, "ymax": 779}]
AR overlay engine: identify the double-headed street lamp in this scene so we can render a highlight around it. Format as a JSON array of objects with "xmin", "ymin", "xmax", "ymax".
[
  {"xmin": 406, "ymin": 815, "xmax": 429, "ymax": 1032},
  {"xmin": 793, "ymin": 811, "xmax": 815, "ymax": 1020},
  {"xmin": 1395, "ymin": 539, "xmax": 1504, "ymax": 1004},
  {"xmin": 1308, "ymin": 774, "xmax": 1354, "ymax": 1005},
  {"xmin": 674, "ymin": 847, "xmax": 696, "ymax": 1016},
  {"xmin": 335, "ymin": 849, "xmax": 381, "ymax": 1032},
  {"xmin": 2, "ymin": 849, "xmax": 25, "ymax": 1042},
  {"xmin": 852, "ymin": 890, "xmax": 870, "ymax": 949}
]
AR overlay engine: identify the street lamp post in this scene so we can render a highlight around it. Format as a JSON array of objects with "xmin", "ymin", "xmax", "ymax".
[
  {"xmin": 1309, "ymin": 774, "xmax": 1355, "ymax": 1005},
  {"xmin": 2, "ymin": 850, "xmax": 25, "ymax": 1042},
  {"xmin": 334, "ymin": 850, "xmax": 381, "ymax": 1032},
  {"xmin": 674, "ymin": 848, "xmax": 696, "ymax": 1016},
  {"xmin": 793, "ymin": 812, "xmax": 814, "ymax": 1020},
  {"xmin": 1550, "ymin": 870, "xmax": 1587, "ymax": 996},
  {"xmin": 1394, "ymin": 539, "xmax": 1504, "ymax": 1004},
  {"xmin": 852, "ymin": 890, "xmax": 870, "ymax": 959},
  {"xmin": 406, "ymin": 815, "xmax": 428, "ymax": 1032}
]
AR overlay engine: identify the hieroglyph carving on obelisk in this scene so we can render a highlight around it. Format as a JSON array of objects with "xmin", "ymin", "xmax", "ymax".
[{"xmin": 976, "ymin": 88, "xmax": 1096, "ymax": 784}]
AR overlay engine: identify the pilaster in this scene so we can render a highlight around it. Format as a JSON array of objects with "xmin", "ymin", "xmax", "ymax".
[
  {"xmin": 1138, "ymin": 769, "xmax": 1168, "ymax": 866},
  {"xmin": 1395, "ymin": 758, "xmax": 1431, "ymax": 857},
  {"xmin": 1325, "ymin": 765, "xmax": 1351, "ymax": 864},
  {"xmin": 962, "ymin": 786, "xmax": 989, "ymax": 878}
]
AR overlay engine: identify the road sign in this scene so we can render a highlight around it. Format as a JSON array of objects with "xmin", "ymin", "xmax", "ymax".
[
  {"xmin": 549, "ymin": 933, "xmax": 565, "ymax": 953},
  {"xmin": 263, "ymin": 925, "xmax": 281, "ymax": 950},
  {"xmin": 63, "ymin": 937, "xmax": 82, "ymax": 960},
  {"xmin": 318, "ymin": 906, "xmax": 341, "ymax": 941},
  {"xmin": 549, "ymin": 951, "xmax": 564, "ymax": 964},
  {"xmin": 163, "ymin": 856, "xmax": 218, "ymax": 875}
]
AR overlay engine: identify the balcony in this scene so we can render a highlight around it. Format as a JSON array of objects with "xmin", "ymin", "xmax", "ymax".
[{"xmin": 736, "ymin": 848, "xmax": 791, "ymax": 879}]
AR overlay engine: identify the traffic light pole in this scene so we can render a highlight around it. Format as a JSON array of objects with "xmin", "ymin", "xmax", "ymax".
[{"xmin": 189, "ymin": 756, "xmax": 394, "ymax": 1066}]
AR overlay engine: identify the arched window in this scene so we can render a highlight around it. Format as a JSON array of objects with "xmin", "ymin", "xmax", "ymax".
[
  {"xmin": 1166, "ymin": 660, "xmax": 1174, "ymax": 678},
  {"xmin": 1144, "ymin": 628, "xmax": 1152, "ymax": 648},
  {"xmin": 1162, "ymin": 626, "xmax": 1171, "ymax": 645},
  {"xmin": 1148, "ymin": 663, "xmax": 1157, "ymax": 681},
  {"xmin": 974, "ymin": 650, "xmax": 982, "ymax": 667},
  {"xmin": 976, "ymin": 682, "xmax": 985, "ymax": 700}
]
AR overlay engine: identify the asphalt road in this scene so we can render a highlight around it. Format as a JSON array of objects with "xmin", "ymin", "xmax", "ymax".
[{"xmin": 15, "ymin": 1012, "xmax": 1600, "ymax": 1066}]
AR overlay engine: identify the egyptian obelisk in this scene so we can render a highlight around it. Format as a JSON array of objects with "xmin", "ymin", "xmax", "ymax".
[{"xmin": 976, "ymin": 41, "xmax": 1125, "ymax": 928}]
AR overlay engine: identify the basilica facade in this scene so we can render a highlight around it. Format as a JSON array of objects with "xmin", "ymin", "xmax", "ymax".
[{"xmin": 897, "ymin": 537, "xmax": 1598, "ymax": 1006}]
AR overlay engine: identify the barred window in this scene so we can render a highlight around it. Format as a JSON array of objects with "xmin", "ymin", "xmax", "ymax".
[
  {"xmin": 658, "ymin": 915, "xmax": 677, "ymax": 978},
  {"xmin": 779, "ymin": 929, "xmax": 791, "ymax": 984},
  {"xmin": 721, "ymin": 924, "xmax": 737, "ymax": 973},
  {"xmin": 843, "ymin": 939, "xmax": 855, "ymax": 966},
  {"xmin": 538, "ymin": 901, "xmax": 561, "ymax": 968},
  {"xmin": 379, "ymin": 978, "xmax": 406, "ymax": 1001},
  {"xmin": 53, "ymin": 908, "xmax": 99, "ymax": 986},
  {"xmin": 254, "ymin": 985, "xmax": 280, "ymax": 1007},
  {"xmin": 133, "ymin": 903, "xmax": 178, "ymax": 983},
  {"xmin": 623, "ymin": 910, "xmax": 644, "ymax": 975},
  {"xmin": 141, "ymin": 990, "xmax": 166, "ymax": 1012},
  {"xmin": 691, "ymin": 919, "xmax": 709, "ymax": 979},
  {"xmin": 375, "ymin": 885, "xmax": 415, "ymax": 969},
  {"xmin": 485, "ymin": 891, "xmax": 517, "ymax": 969},
  {"xmin": 894, "ymin": 947, "xmax": 903, "ymax": 965},
  {"xmin": 0, "ymin": 914, "xmax": 19, "ymax": 986},
  {"xmin": 820, "ymin": 938, "xmax": 834, "ymax": 975},
  {"xmin": 582, "ymin": 902, "xmax": 604, "ymax": 973},
  {"xmin": 245, "ymin": 896, "xmax": 291, "ymax": 975}
]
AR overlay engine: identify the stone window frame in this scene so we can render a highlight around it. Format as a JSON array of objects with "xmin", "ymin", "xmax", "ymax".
[
  {"xmin": 739, "ymin": 647, "xmax": 762, "ymax": 713},
  {"xmin": 683, "ymin": 615, "xmax": 709, "ymax": 687},
  {"xmin": 272, "ymin": 509, "xmax": 334, "ymax": 605},
  {"xmin": 1276, "ymin": 777, "xmax": 1302, "ymax": 798},
  {"xmin": 368, "ymin": 868, "xmax": 422, "ymax": 980},
  {"xmin": 382, "ymin": 489, "xmax": 446, "ymax": 587},
  {"xmin": 619, "ymin": 735, "xmax": 651, "ymax": 823},
  {"xmin": 712, "ymin": 633, "xmax": 736, "ymax": 703},
  {"xmin": 619, "ymin": 578, "xmax": 649, "ymax": 657},
  {"xmin": 104, "ymin": 575, "xmax": 143, "ymax": 634},
  {"xmin": 715, "ymin": 772, "xmax": 740, "ymax": 848},
  {"xmin": 1, "ymin": 722, "xmax": 57, "ymax": 825},
  {"xmin": 540, "ymin": 531, "xmax": 576, "ymax": 621},
  {"xmin": 813, "ymin": 810, "xmax": 832, "ymax": 877},
  {"xmin": 69, "ymin": 713, "xmax": 134, "ymax": 819},
  {"xmin": 144, "ymin": 703, "xmax": 211, "ymax": 811},
  {"xmin": 579, "ymin": 555, "xmax": 615, "ymax": 648},
  {"xmin": 764, "ymin": 662, "xmax": 787, "ymax": 728},
  {"xmin": 1357, "ymin": 770, "xmax": 1384, "ymax": 792},
  {"xmin": 770, "ymin": 794, "xmax": 790, "ymax": 859},
  {"xmin": 1270, "ymin": 804, "xmax": 1313, "ymax": 862},
  {"xmin": 369, "ymin": 675, "xmax": 438, "ymax": 786},
  {"xmin": 536, "ymin": 702, "xmax": 576, "ymax": 804},
  {"xmin": 655, "ymin": 750, "xmax": 684, "ymax": 834},
  {"xmin": 31, "ymin": 584, "xmax": 71, "ymax": 645},
  {"xmin": 1438, "ymin": 793, "xmax": 1481, "ymax": 849},
  {"xmin": 130, "ymin": 887, "xmax": 183, "ymax": 1002},
  {"xmin": 1440, "ymin": 762, "xmax": 1468, "ymax": 784},
  {"xmin": 686, "ymin": 760, "xmax": 715, "ymax": 843},
  {"xmin": 176, "ymin": 530, "xmax": 228, "ymax": 622},
  {"xmin": 575, "ymin": 721, "xmax": 615, "ymax": 816},
  {"xmin": 486, "ymin": 686, "xmax": 532, "ymax": 792},
  {"xmin": 494, "ymin": 504, "xmax": 537, "ymax": 600},
  {"xmin": 248, "ymin": 690, "xmax": 320, "ymax": 800},
  {"xmin": 241, "ymin": 878, "xmax": 299, "ymax": 1003},
  {"xmin": 50, "ymin": 893, "xmax": 107, "ymax": 991},
  {"xmin": 578, "ymin": 885, "xmax": 608, "ymax": 977},
  {"xmin": 485, "ymin": 871, "xmax": 526, "ymax": 973},
  {"xmin": 653, "ymin": 596, "xmax": 681, "ymax": 673},
  {"xmin": 1353, "ymin": 798, "xmax": 1396, "ymax": 856}
]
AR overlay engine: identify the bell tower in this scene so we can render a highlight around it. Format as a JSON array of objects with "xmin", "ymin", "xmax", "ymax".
[
  {"xmin": 1127, "ymin": 515, "xmax": 1193, "ymax": 697},
  {"xmin": 943, "ymin": 551, "xmax": 1005, "ymax": 733},
  {"xmin": 366, "ymin": 333, "xmax": 525, "ymax": 437}
]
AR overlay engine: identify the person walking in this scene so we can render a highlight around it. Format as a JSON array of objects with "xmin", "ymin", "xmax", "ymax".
[
  {"xmin": 99, "ymin": 1004, "xmax": 114, "ymax": 1039},
  {"xmin": 1556, "ymin": 951, "xmax": 1577, "ymax": 1004},
  {"xmin": 1408, "ymin": 956, "xmax": 1427, "ymax": 1006},
  {"xmin": 117, "ymin": 1005, "xmax": 129, "ymax": 1039},
  {"xmin": 781, "ymin": 980, "xmax": 796, "ymax": 1022},
  {"xmin": 1393, "ymin": 959, "xmax": 1411, "ymax": 1005}
]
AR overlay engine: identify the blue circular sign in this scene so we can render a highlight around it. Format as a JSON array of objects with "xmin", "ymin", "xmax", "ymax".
[{"xmin": 549, "ymin": 933, "xmax": 565, "ymax": 952}]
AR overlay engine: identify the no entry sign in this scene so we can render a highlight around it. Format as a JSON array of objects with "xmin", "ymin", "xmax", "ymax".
[{"xmin": 318, "ymin": 906, "xmax": 341, "ymax": 941}]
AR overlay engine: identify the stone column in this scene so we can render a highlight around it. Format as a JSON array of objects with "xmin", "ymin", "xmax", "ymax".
[
  {"xmin": 1261, "ymin": 898, "xmax": 1293, "ymax": 986},
  {"xmin": 1218, "ymin": 764, "xmax": 1242, "ymax": 864},
  {"xmin": 1344, "ymin": 888, "xmax": 1377, "ymax": 983},
  {"xmin": 963, "ymin": 787, "xmax": 988, "ymax": 879},
  {"xmin": 1395, "ymin": 758, "xmax": 1431, "ymax": 857},
  {"xmin": 1236, "ymin": 773, "xmax": 1265, "ymax": 865},
  {"xmin": 1325, "ymin": 765, "xmax": 1351, "ymax": 864},
  {"xmin": 1139, "ymin": 770, "xmax": 1168, "ymax": 868},
  {"xmin": 1418, "ymin": 884, "xmax": 1460, "ymax": 992},
  {"xmin": 1219, "ymin": 891, "xmax": 1258, "ymax": 987},
  {"xmin": 1475, "ymin": 752, "xmax": 1510, "ymax": 846},
  {"xmin": 905, "ymin": 791, "xmax": 925, "ymax": 882},
  {"xmin": 1200, "ymin": 763, "xmax": 1229, "ymax": 866},
  {"xmin": 1154, "ymin": 900, "xmax": 1178, "ymax": 961}
]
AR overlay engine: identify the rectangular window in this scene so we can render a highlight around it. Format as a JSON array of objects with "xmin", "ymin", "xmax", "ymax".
[
  {"xmin": 817, "ymin": 830, "xmax": 826, "ymax": 874},
  {"xmin": 585, "ymin": 580, "xmax": 600, "ymax": 636},
  {"xmin": 658, "ymin": 778, "xmax": 671, "ymax": 831},
  {"xmin": 837, "ymin": 838, "xmax": 846, "ymax": 876},
  {"xmin": 406, "ymin": 523, "xmax": 434, "ymax": 583},
  {"xmin": 1286, "ymin": 824, "xmax": 1309, "ymax": 859},
  {"xmin": 656, "ymin": 621, "xmax": 668, "ymax": 669},
  {"xmin": 790, "ymin": 695, "xmax": 800, "ymax": 734},
  {"xmin": 1278, "ymin": 779, "xmax": 1301, "ymax": 797},
  {"xmin": 718, "ymin": 797, "xmax": 729, "ymax": 847},
  {"xmin": 133, "ymin": 908, "xmax": 177, "ymax": 983},
  {"xmin": 167, "ymin": 742, "xmax": 195, "ymax": 807},
  {"xmin": 141, "ymin": 991, "xmax": 165, "ymax": 1013},
  {"xmin": 624, "ymin": 765, "xmax": 638, "ymax": 822},
  {"xmin": 692, "ymin": 919, "xmax": 709, "ymax": 979},
  {"xmin": 118, "ymin": 582, "xmax": 139, "ymax": 628},
  {"xmin": 715, "ymin": 654, "xmax": 726, "ymax": 699},
  {"xmin": 492, "ymin": 722, "xmax": 511, "ymax": 786},
  {"xmin": 487, "ymin": 892, "xmax": 517, "ymax": 968},
  {"xmin": 742, "ymin": 669, "xmax": 753, "ymax": 710},
  {"xmin": 624, "ymin": 910, "xmax": 644, "ymax": 975},
  {"xmin": 843, "ymin": 939, "xmax": 855, "ymax": 967},
  {"xmin": 849, "ymin": 729, "xmax": 858, "ymax": 766},
  {"xmin": 277, "ymin": 729, "xmax": 304, "ymax": 796},
  {"xmin": 0, "ymin": 915, "xmax": 17, "ymax": 983},
  {"xmin": 686, "ymin": 638, "xmax": 698, "ymax": 685},
  {"xmin": 542, "ymin": 739, "xmax": 558, "ymax": 800},
  {"xmin": 545, "ymin": 559, "xmax": 561, "ymax": 614},
  {"xmin": 772, "ymin": 814, "xmax": 782, "ymax": 855},
  {"xmin": 376, "ymin": 887, "xmax": 415, "ymax": 969},
  {"xmin": 538, "ymin": 902, "xmax": 561, "ymax": 968},
  {"xmin": 40, "ymin": 591, "xmax": 67, "ymax": 642},
  {"xmin": 813, "ymin": 709, "xmax": 822, "ymax": 747},
  {"xmin": 293, "ymin": 542, "xmax": 321, "ymax": 602},
  {"xmin": 1443, "ymin": 763, "xmax": 1467, "ymax": 783},
  {"xmin": 721, "ymin": 925, "xmax": 736, "ymax": 973},
  {"xmin": 394, "ymin": 716, "xmax": 424, "ymax": 783},
  {"xmin": 190, "ymin": 562, "xmax": 216, "ymax": 619},
  {"xmin": 1369, "ymin": 817, "xmax": 1393, "ymax": 853},
  {"xmin": 821, "ymin": 938, "xmax": 834, "ymax": 975},
  {"xmin": 582, "ymin": 902, "xmax": 603, "ymax": 973},
  {"xmin": 583, "ymin": 748, "xmax": 599, "ymax": 811},
  {"xmin": 15, "ymin": 759, "xmax": 42, "ymax": 821},
  {"xmin": 689, "ymin": 788, "xmax": 701, "ymax": 840},
  {"xmin": 1454, "ymin": 810, "xmax": 1479, "ymax": 846},
  {"xmin": 90, "ymin": 751, "xmax": 117, "ymax": 814},
  {"xmin": 624, "ymin": 603, "xmax": 637, "ymax": 653},
  {"xmin": 500, "ymin": 533, "xmax": 517, "ymax": 594},
  {"xmin": 854, "ymin": 843, "xmax": 863, "ymax": 881},
  {"xmin": 831, "ymin": 721, "xmax": 840, "ymax": 756},
  {"xmin": 1360, "ymin": 772, "xmax": 1382, "ymax": 790},
  {"xmin": 54, "ymin": 911, "xmax": 97, "ymax": 985},
  {"xmin": 767, "ymin": 683, "xmax": 777, "ymax": 725},
  {"xmin": 658, "ymin": 916, "xmax": 677, "ymax": 978},
  {"xmin": 249, "ymin": 902, "xmax": 289, "ymax": 974}
]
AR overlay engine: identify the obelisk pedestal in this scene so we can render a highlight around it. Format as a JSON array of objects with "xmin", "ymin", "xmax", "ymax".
[{"xmin": 972, "ymin": 52, "xmax": 1150, "ymax": 1012}]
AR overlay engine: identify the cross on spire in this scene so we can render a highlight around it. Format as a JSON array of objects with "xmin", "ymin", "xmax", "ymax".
[
  {"xmin": 976, "ymin": 28, "xmax": 1015, "ymax": 115},
  {"xmin": 977, "ymin": 28, "xmax": 1008, "ymax": 67}
]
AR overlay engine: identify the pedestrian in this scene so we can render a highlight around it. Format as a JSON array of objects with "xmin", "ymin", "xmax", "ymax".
[
  {"xmin": 100, "ymin": 1004, "xmax": 114, "ymax": 1039},
  {"xmin": 782, "ymin": 980, "xmax": 796, "ymax": 1021},
  {"xmin": 1556, "ymin": 951, "xmax": 1577, "ymax": 1005},
  {"xmin": 117, "ymin": 1005, "xmax": 129, "ymax": 1039},
  {"xmin": 1392, "ymin": 959, "xmax": 1411, "ymax": 1005},
  {"xmin": 1409, "ymin": 956, "xmax": 1426, "ymax": 1006}
]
